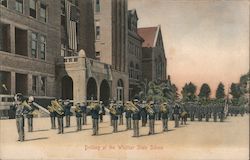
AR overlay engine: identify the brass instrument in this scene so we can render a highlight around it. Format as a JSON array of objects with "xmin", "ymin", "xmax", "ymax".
[
  {"xmin": 74, "ymin": 104, "xmax": 81, "ymax": 113},
  {"xmin": 21, "ymin": 100, "xmax": 33, "ymax": 111},
  {"xmin": 124, "ymin": 101, "xmax": 139, "ymax": 113},
  {"xmin": 51, "ymin": 100, "xmax": 64, "ymax": 115},
  {"xmin": 109, "ymin": 105, "xmax": 117, "ymax": 115},
  {"xmin": 145, "ymin": 104, "xmax": 154, "ymax": 116},
  {"xmin": 47, "ymin": 105, "xmax": 54, "ymax": 113},
  {"xmin": 89, "ymin": 102, "xmax": 99, "ymax": 110},
  {"xmin": 160, "ymin": 103, "xmax": 168, "ymax": 113}
]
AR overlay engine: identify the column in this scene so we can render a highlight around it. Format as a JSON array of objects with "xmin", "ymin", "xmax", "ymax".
[
  {"xmin": 10, "ymin": 24, "xmax": 15, "ymax": 54},
  {"xmin": 10, "ymin": 72, "xmax": 16, "ymax": 95}
]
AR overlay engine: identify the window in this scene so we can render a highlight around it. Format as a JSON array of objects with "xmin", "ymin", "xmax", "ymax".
[
  {"xmin": 95, "ymin": 51, "xmax": 100, "ymax": 57},
  {"xmin": 61, "ymin": 43, "xmax": 66, "ymax": 57},
  {"xmin": 95, "ymin": 21, "xmax": 100, "ymax": 40},
  {"xmin": 41, "ymin": 77, "xmax": 46, "ymax": 94},
  {"xmin": 40, "ymin": 3, "xmax": 47, "ymax": 22},
  {"xmin": 95, "ymin": 0, "xmax": 100, "ymax": 12},
  {"xmin": 0, "ymin": 0, "xmax": 7, "ymax": 7},
  {"xmin": 31, "ymin": 32, "xmax": 38, "ymax": 58},
  {"xmin": 29, "ymin": 0, "xmax": 36, "ymax": 18},
  {"xmin": 15, "ymin": 0, "xmax": 23, "ymax": 13},
  {"xmin": 61, "ymin": 0, "xmax": 65, "ymax": 15},
  {"xmin": 32, "ymin": 76, "xmax": 37, "ymax": 93},
  {"xmin": 40, "ymin": 35, "xmax": 46, "ymax": 60}
]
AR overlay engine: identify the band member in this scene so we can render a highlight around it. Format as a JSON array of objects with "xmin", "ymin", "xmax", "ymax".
[
  {"xmin": 27, "ymin": 96, "xmax": 35, "ymax": 132},
  {"xmin": 110, "ymin": 103, "xmax": 118, "ymax": 133},
  {"xmin": 75, "ymin": 103, "xmax": 82, "ymax": 131},
  {"xmin": 47, "ymin": 103, "xmax": 56, "ymax": 129},
  {"xmin": 219, "ymin": 104, "xmax": 224, "ymax": 122},
  {"xmin": 160, "ymin": 102, "xmax": 169, "ymax": 132},
  {"xmin": 132, "ymin": 99, "xmax": 141, "ymax": 137},
  {"xmin": 117, "ymin": 101, "xmax": 124, "ymax": 125},
  {"xmin": 99, "ymin": 101, "xmax": 104, "ymax": 122},
  {"xmin": 173, "ymin": 104, "xmax": 181, "ymax": 128},
  {"xmin": 90, "ymin": 101, "xmax": 100, "ymax": 136},
  {"xmin": 147, "ymin": 101, "xmax": 156, "ymax": 135},
  {"xmin": 14, "ymin": 93, "xmax": 31, "ymax": 142},
  {"xmin": 140, "ymin": 101, "xmax": 147, "ymax": 127},
  {"xmin": 213, "ymin": 105, "xmax": 218, "ymax": 122},
  {"xmin": 124, "ymin": 101, "xmax": 133, "ymax": 130},
  {"xmin": 155, "ymin": 101, "xmax": 161, "ymax": 120},
  {"xmin": 56, "ymin": 99, "xmax": 65, "ymax": 134},
  {"xmin": 180, "ymin": 106, "xmax": 188, "ymax": 125},
  {"xmin": 64, "ymin": 100, "xmax": 71, "ymax": 127},
  {"xmin": 80, "ymin": 102, "xmax": 87, "ymax": 125},
  {"xmin": 109, "ymin": 100, "xmax": 115, "ymax": 126}
]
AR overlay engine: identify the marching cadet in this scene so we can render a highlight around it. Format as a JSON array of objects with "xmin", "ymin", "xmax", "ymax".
[
  {"xmin": 213, "ymin": 104, "xmax": 218, "ymax": 122},
  {"xmin": 132, "ymin": 99, "xmax": 141, "ymax": 137},
  {"xmin": 173, "ymin": 104, "xmax": 180, "ymax": 128},
  {"xmin": 205, "ymin": 105, "xmax": 210, "ymax": 122},
  {"xmin": 47, "ymin": 102, "xmax": 56, "ymax": 129},
  {"xmin": 147, "ymin": 101, "xmax": 156, "ymax": 135},
  {"xmin": 155, "ymin": 101, "xmax": 161, "ymax": 120},
  {"xmin": 14, "ymin": 93, "xmax": 31, "ymax": 142},
  {"xmin": 74, "ymin": 103, "xmax": 82, "ymax": 131},
  {"xmin": 140, "ymin": 100, "xmax": 147, "ymax": 127},
  {"xmin": 27, "ymin": 96, "xmax": 35, "ymax": 132},
  {"xmin": 90, "ymin": 101, "xmax": 100, "ymax": 136},
  {"xmin": 110, "ymin": 103, "xmax": 119, "ymax": 133},
  {"xmin": 56, "ymin": 99, "xmax": 65, "ymax": 134},
  {"xmin": 219, "ymin": 104, "xmax": 224, "ymax": 122},
  {"xmin": 117, "ymin": 101, "xmax": 124, "ymax": 125},
  {"xmin": 124, "ymin": 101, "xmax": 133, "ymax": 130},
  {"xmin": 160, "ymin": 102, "xmax": 169, "ymax": 132},
  {"xmin": 180, "ymin": 106, "xmax": 188, "ymax": 125},
  {"xmin": 109, "ymin": 100, "xmax": 115, "ymax": 126},
  {"xmin": 64, "ymin": 100, "xmax": 72, "ymax": 127},
  {"xmin": 99, "ymin": 101, "xmax": 104, "ymax": 122},
  {"xmin": 80, "ymin": 102, "xmax": 87, "ymax": 125}
]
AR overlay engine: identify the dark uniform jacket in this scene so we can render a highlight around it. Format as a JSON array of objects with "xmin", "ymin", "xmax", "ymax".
[
  {"xmin": 91, "ymin": 105, "xmax": 100, "ymax": 119},
  {"xmin": 125, "ymin": 110, "xmax": 132, "ymax": 118},
  {"xmin": 64, "ymin": 104, "xmax": 72, "ymax": 116},
  {"xmin": 132, "ymin": 104, "xmax": 141, "ymax": 120}
]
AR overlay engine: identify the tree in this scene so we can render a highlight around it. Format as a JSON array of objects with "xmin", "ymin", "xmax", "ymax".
[
  {"xmin": 230, "ymin": 83, "xmax": 243, "ymax": 99},
  {"xmin": 198, "ymin": 83, "xmax": 211, "ymax": 100},
  {"xmin": 181, "ymin": 82, "xmax": 197, "ymax": 102},
  {"xmin": 215, "ymin": 82, "xmax": 225, "ymax": 99}
]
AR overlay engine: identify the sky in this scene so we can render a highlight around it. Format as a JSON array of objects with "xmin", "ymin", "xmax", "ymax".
[{"xmin": 128, "ymin": 0, "xmax": 249, "ymax": 97}]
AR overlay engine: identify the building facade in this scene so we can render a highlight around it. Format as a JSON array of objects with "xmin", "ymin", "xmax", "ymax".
[
  {"xmin": 0, "ymin": 0, "xmax": 130, "ymax": 117},
  {"xmin": 138, "ymin": 25, "xmax": 167, "ymax": 81},
  {"xmin": 127, "ymin": 9, "xmax": 144, "ymax": 100}
]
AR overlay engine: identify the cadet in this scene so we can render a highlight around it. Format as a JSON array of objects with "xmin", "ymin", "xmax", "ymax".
[
  {"xmin": 213, "ymin": 105, "xmax": 218, "ymax": 122},
  {"xmin": 57, "ymin": 99, "xmax": 65, "ymax": 134},
  {"xmin": 140, "ymin": 100, "xmax": 147, "ymax": 127},
  {"xmin": 110, "ymin": 103, "xmax": 119, "ymax": 133},
  {"xmin": 117, "ymin": 101, "xmax": 124, "ymax": 125},
  {"xmin": 90, "ymin": 101, "xmax": 100, "ymax": 136},
  {"xmin": 15, "ymin": 93, "xmax": 30, "ymax": 142},
  {"xmin": 132, "ymin": 99, "xmax": 141, "ymax": 137},
  {"xmin": 75, "ymin": 103, "xmax": 82, "ymax": 131},
  {"xmin": 173, "ymin": 104, "xmax": 180, "ymax": 128},
  {"xmin": 99, "ymin": 101, "xmax": 104, "ymax": 122},
  {"xmin": 125, "ymin": 101, "xmax": 133, "ymax": 130},
  {"xmin": 155, "ymin": 101, "xmax": 161, "ymax": 120},
  {"xmin": 148, "ymin": 101, "xmax": 156, "ymax": 135},
  {"xmin": 80, "ymin": 102, "xmax": 87, "ymax": 125},
  {"xmin": 47, "ymin": 102, "xmax": 56, "ymax": 129},
  {"xmin": 27, "ymin": 96, "xmax": 35, "ymax": 132},
  {"xmin": 161, "ymin": 102, "xmax": 169, "ymax": 132},
  {"xmin": 64, "ymin": 100, "xmax": 72, "ymax": 127},
  {"xmin": 205, "ymin": 105, "xmax": 210, "ymax": 122},
  {"xmin": 219, "ymin": 104, "xmax": 224, "ymax": 122}
]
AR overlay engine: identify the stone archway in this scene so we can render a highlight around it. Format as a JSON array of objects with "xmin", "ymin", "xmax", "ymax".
[
  {"xmin": 61, "ymin": 75, "xmax": 73, "ymax": 100},
  {"xmin": 100, "ymin": 79, "xmax": 110, "ymax": 106},
  {"xmin": 87, "ymin": 77, "xmax": 97, "ymax": 100}
]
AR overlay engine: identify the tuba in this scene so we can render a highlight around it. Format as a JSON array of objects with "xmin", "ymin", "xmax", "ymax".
[
  {"xmin": 109, "ymin": 104, "xmax": 117, "ymax": 115},
  {"xmin": 125, "ymin": 101, "xmax": 139, "ymax": 113},
  {"xmin": 146, "ymin": 104, "xmax": 154, "ymax": 116},
  {"xmin": 51, "ymin": 100, "xmax": 64, "ymax": 115},
  {"xmin": 74, "ymin": 104, "xmax": 81, "ymax": 113},
  {"xmin": 160, "ymin": 103, "xmax": 168, "ymax": 113},
  {"xmin": 21, "ymin": 100, "xmax": 33, "ymax": 111}
]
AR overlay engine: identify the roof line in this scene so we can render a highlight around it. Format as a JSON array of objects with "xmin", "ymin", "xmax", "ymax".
[{"xmin": 153, "ymin": 25, "xmax": 160, "ymax": 47}]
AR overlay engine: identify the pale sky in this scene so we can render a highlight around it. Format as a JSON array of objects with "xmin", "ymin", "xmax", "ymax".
[{"xmin": 128, "ymin": 0, "xmax": 249, "ymax": 97}]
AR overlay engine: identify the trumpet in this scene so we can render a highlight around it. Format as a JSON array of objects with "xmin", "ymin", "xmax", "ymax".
[
  {"xmin": 51, "ymin": 100, "xmax": 64, "ymax": 115},
  {"xmin": 145, "ymin": 104, "xmax": 154, "ymax": 116},
  {"xmin": 124, "ymin": 101, "xmax": 139, "ymax": 113},
  {"xmin": 21, "ymin": 100, "xmax": 33, "ymax": 111}
]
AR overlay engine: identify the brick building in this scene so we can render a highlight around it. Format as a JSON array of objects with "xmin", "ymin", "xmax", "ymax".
[{"xmin": 138, "ymin": 25, "xmax": 167, "ymax": 81}]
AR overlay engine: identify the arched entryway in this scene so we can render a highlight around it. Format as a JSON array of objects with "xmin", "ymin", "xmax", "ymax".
[
  {"xmin": 87, "ymin": 77, "xmax": 97, "ymax": 101},
  {"xmin": 117, "ymin": 79, "xmax": 124, "ymax": 102},
  {"xmin": 100, "ymin": 79, "xmax": 110, "ymax": 106},
  {"xmin": 62, "ymin": 76, "xmax": 73, "ymax": 100}
]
